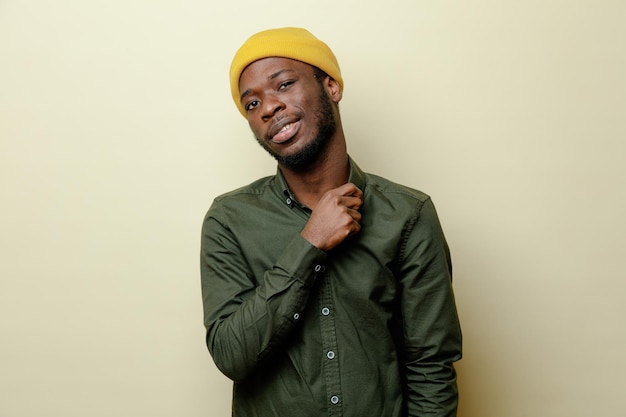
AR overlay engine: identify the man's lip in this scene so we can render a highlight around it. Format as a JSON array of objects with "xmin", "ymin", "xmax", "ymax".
[
  {"xmin": 271, "ymin": 121, "xmax": 300, "ymax": 144},
  {"xmin": 268, "ymin": 118, "xmax": 299, "ymax": 141}
]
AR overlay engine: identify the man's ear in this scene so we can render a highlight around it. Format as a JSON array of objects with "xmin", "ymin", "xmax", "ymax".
[{"xmin": 325, "ymin": 77, "xmax": 343, "ymax": 104}]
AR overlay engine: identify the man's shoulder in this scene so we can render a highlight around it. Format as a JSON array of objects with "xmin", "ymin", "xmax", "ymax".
[
  {"xmin": 206, "ymin": 175, "xmax": 278, "ymax": 221},
  {"xmin": 213, "ymin": 175, "xmax": 276, "ymax": 202},
  {"xmin": 364, "ymin": 172, "xmax": 431, "ymax": 204}
]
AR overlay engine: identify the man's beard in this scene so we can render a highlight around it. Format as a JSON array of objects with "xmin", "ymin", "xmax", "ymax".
[{"xmin": 255, "ymin": 86, "xmax": 336, "ymax": 172}]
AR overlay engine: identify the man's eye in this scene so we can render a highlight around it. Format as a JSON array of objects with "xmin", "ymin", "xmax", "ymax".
[
  {"xmin": 278, "ymin": 81, "xmax": 294, "ymax": 90},
  {"xmin": 245, "ymin": 100, "xmax": 259, "ymax": 111}
]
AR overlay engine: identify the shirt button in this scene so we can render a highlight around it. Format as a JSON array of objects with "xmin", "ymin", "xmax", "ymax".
[
  {"xmin": 321, "ymin": 307, "xmax": 330, "ymax": 316},
  {"xmin": 330, "ymin": 395, "xmax": 340, "ymax": 405},
  {"xmin": 293, "ymin": 313, "xmax": 300, "ymax": 320},
  {"xmin": 314, "ymin": 264, "xmax": 325, "ymax": 273},
  {"xmin": 326, "ymin": 350, "xmax": 335, "ymax": 360},
  {"xmin": 286, "ymin": 197, "xmax": 292, "ymax": 205}
]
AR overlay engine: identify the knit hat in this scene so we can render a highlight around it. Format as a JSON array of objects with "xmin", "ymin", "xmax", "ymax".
[{"xmin": 229, "ymin": 27, "xmax": 343, "ymax": 117}]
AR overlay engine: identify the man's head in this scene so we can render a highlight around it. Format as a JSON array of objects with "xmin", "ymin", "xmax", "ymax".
[
  {"xmin": 230, "ymin": 28, "xmax": 345, "ymax": 172},
  {"xmin": 229, "ymin": 27, "xmax": 343, "ymax": 117}
]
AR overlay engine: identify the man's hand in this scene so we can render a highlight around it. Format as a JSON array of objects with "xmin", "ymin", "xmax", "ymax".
[{"xmin": 300, "ymin": 183, "xmax": 363, "ymax": 251}]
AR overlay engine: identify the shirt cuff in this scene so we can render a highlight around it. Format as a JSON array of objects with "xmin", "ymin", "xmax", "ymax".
[{"xmin": 274, "ymin": 233, "xmax": 328, "ymax": 286}]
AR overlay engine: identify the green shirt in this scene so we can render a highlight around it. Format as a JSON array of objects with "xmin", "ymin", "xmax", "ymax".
[{"xmin": 200, "ymin": 158, "xmax": 462, "ymax": 417}]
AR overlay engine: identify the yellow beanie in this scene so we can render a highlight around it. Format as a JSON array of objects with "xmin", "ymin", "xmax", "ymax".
[{"xmin": 229, "ymin": 27, "xmax": 343, "ymax": 117}]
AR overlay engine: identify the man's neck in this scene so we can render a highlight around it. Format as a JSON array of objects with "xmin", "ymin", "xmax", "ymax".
[{"xmin": 280, "ymin": 147, "xmax": 350, "ymax": 210}]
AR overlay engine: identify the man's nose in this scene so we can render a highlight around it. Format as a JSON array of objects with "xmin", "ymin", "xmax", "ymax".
[{"xmin": 261, "ymin": 94, "xmax": 285, "ymax": 120}]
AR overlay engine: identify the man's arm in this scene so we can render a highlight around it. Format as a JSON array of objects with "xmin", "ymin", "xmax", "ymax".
[
  {"xmin": 200, "ymin": 183, "xmax": 363, "ymax": 382},
  {"xmin": 397, "ymin": 197, "xmax": 462, "ymax": 416},
  {"xmin": 201, "ymin": 215, "xmax": 324, "ymax": 382}
]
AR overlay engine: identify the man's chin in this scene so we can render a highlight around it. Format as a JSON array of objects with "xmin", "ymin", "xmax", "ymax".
[{"xmin": 277, "ymin": 146, "xmax": 326, "ymax": 172}]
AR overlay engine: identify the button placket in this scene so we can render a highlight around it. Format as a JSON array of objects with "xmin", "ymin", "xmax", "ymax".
[{"xmin": 318, "ymin": 270, "xmax": 342, "ymax": 415}]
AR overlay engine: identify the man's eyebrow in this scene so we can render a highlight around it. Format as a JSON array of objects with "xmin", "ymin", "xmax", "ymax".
[
  {"xmin": 269, "ymin": 68, "xmax": 295, "ymax": 81},
  {"xmin": 239, "ymin": 68, "xmax": 297, "ymax": 103},
  {"xmin": 240, "ymin": 88, "xmax": 252, "ymax": 103}
]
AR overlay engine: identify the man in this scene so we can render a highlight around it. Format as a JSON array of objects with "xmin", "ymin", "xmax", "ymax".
[{"xmin": 200, "ymin": 27, "xmax": 462, "ymax": 417}]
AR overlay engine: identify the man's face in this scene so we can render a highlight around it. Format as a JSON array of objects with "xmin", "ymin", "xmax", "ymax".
[{"xmin": 238, "ymin": 57, "xmax": 339, "ymax": 171}]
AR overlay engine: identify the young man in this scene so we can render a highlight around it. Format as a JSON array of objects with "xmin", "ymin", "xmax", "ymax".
[{"xmin": 200, "ymin": 27, "xmax": 462, "ymax": 417}]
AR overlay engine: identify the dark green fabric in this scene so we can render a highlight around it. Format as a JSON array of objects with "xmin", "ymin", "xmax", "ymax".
[{"xmin": 200, "ymin": 158, "xmax": 462, "ymax": 417}]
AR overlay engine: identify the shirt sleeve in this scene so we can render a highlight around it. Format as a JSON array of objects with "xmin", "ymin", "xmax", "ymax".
[
  {"xmin": 200, "ymin": 213, "xmax": 327, "ymax": 382},
  {"xmin": 397, "ymin": 197, "xmax": 463, "ymax": 416}
]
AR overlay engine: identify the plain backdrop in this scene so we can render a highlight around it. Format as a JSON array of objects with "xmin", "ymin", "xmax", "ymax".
[{"xmin": 1, "ymin": 1, "xmax": 625, "ymax": 416}]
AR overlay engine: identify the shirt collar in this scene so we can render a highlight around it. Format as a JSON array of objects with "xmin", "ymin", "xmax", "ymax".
[
  {"xmin": 346, "ymin": 156, "xmax": 366, "ymax": 191},
  {"xmin": 275, "ymin": 155, "xmax": 366, "ymax": 208}
]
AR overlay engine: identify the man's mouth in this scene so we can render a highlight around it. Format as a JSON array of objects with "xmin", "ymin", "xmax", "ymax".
[{"xmin": 270, "ymin": 120, "xmax": 300, "ymax": 144}]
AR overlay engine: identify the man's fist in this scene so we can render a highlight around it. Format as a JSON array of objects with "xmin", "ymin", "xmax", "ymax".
[{"xmin": 300, "ymin": 183, "xmax": 363, "ymax": 251}]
